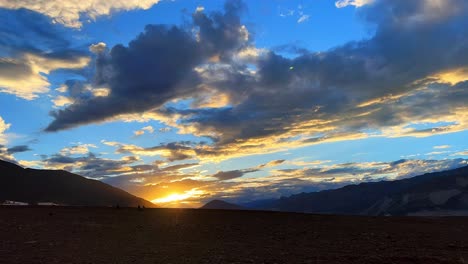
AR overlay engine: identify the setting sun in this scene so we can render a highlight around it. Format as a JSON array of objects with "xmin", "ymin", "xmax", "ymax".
[{"xmin": 151, "ymin": 189, "xmax": 205, "ymax": 205}]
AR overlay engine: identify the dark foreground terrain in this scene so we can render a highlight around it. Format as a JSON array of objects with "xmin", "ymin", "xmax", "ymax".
[{"xmin": 1, "ymin": 207, "xmax": 467, "ymax": 264}]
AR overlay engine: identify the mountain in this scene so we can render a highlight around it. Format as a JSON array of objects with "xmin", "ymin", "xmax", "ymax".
[
  {"xmin": 201, "ymin": 200, "xmax": 245, "ymax": 210},
  {"xmin": 0, "ymin": 160, "xmax": 154, "ymax": 207},
  {"xmin": 249, "ymin": 165, "xmax": 468, "ymax": 216}
]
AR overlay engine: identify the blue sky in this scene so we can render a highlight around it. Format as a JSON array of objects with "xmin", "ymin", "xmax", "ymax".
[{"xmin": 0, "ymin": 0, "xmax": 467, "ymax": 207}]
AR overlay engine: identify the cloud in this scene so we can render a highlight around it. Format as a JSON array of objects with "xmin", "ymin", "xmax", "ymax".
[
  {"xmin": 212, "ymin": 170, "xmax": 245, "ymax": 181},
  {"xmin": 0, "ymin": 9, "xmax": 91, "ymax": 100},
  {"xmin": 335, "ymin": 0, "xmax": 373, "ymax": 8},
  {"xmin": 133, "ymin": 130, "xmax": 145, "ymax": 137},
  {"xmin": 0, "ymin": 0, "xmax": 162, "ymax": 28},
  {"xmin": 6, "ymin": 145, "xmax": 31, "ymax": 154},
  {"xmin": 104, "ymin": 156, "xmax": 468, "ymax": 206},
  {"xmin": 434, "ymin": 145, "xmax": 451, "ymax": 149},
  {"xmin": 258, "ymin": 159, "xmax": 285, "ymax": 168},
  {"xmin": 46, "ymin": 0, "xmax": 250, "ymax": 131},
  {"xmin": 0, "ymin": 53, "xmax": 90, "ymax": 100},
  {"xmin": 142, "ymin": 126, "xmax": 154, "ymax": 133},
  {"xmin": 0, "ymin": 118, "xmax": 30, "ymax": 162},
  {"xmin": 0, "ymin": 144, "xmax": 30, "ymax": 164},
  {"xmin": 89, "ymin": 42, "xmax": 107, "ymax": 54},
  {"xmin": 0, "ymin": 116, "xmax": 11, "ymax": 145},
  {"xmin": 212, "ymin": 168, "xmax": 258, "ymax": 181},
  {"xmin": 60, "ymin": 144, "xmax": 97, "ymax": 155},
  {"xmin": 32, "ymin": 152, "xmax": 145, "ymax": 178},
  {"xmin": 52, "ymin": 95, "xmax": 74, "ymax": 107},
  {"xmin": 134, "ymin": 125, "xmax": 155, "ymax": 136},
  {"xmin": 42, "ymin": 0, "xmax": 468, "ymax": 164},
  {"xmin": 297, "ymin": 14, "xmax": 310, "ymax": 23},
  {"xmin": 279, "ymin": 5, "xmax": 310, "ymax": 24},
  {"xmin": 103, "ymin": 141, "xmax": 202, "ymax": 162},
  {"xmin": 452, "ymin": 151, "xmax": 468, "ymax": 156}
]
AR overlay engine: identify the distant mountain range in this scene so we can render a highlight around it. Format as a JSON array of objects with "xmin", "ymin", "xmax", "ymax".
[
  {"xmin": 0, "ymin": 160, "xmax": 153, "ymax": 207},
  {"xmin": 200, "ymin": 199, "xmax": 246, "ymax": 210},
  {"xmin": 203, "ymin": 165, "xmax": 468, "ymax": 216}
]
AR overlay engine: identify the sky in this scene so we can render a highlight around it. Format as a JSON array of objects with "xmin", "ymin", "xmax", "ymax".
[{"xmin": 0, "ymin": 0, "xmax": 467, "ymax": 207}]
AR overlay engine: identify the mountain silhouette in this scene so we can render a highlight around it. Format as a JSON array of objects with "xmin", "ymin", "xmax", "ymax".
[
  {"xmin": 249, "ymin": 165, "xmax": 468, "ymax": 216},
  {"xmin": 0, "ymin": 159, "xmax": 153, "ymax": 207},
  {"xmin": 201, "ymin": 199, "xmax": 245, "ymax": 210}
]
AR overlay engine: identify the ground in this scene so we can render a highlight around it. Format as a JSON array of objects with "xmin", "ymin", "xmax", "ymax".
[{"xmin": 0, "ymin": 207, "xmax": 467, "ymax": 264}]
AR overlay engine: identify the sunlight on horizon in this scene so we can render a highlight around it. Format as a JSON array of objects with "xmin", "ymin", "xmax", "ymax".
[{"xmin": 151, "ymin": 189, "xmax": 206, "ymax": 206}]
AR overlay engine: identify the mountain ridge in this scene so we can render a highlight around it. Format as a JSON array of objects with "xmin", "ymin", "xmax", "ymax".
[
  {"xmin": 0, "ymin": 159, "xmax": 154, "ymax": 207},
  {"xmin": 201, "ymin": 199, "xmax": 245, "ymax": 210},
  {"xmin": 249, "ymin": 165, "xmax": 468, "ymax": 216}
]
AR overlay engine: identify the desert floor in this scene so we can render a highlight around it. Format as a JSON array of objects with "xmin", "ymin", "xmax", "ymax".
[{"xmin": 0, "ymin": 207, "xmax": 467, "ymax": 264}]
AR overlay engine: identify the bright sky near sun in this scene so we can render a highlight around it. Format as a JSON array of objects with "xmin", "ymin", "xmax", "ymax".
[{"xmin": 0, "ymin": 0, "xmax": 467, "ymax": 207}]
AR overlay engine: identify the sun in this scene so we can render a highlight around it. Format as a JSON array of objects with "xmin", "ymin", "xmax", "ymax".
[
  {"xmin": 152, "ymin": 193, "xmax": 190, "ymax": 204},
  {"xmin": 151, "ymin": 189, "xmax": 205, "ymax": 205}
]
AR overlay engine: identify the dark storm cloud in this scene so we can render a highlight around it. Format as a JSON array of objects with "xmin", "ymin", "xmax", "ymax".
[{"xmin": 46, "ymin": 0, "xmax": 250, "ymax": 131}]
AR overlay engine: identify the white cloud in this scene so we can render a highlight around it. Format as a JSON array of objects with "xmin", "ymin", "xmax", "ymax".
[
  {"xmin": 0, "ymin": 0, "xmax": 162, "ymax": 28},
  {"xmin": 89, "ymin": 42, "xmax": 107, "ymax": 54},
  {"xmin": 434, "ymin": 145, "xmax": 451, "ymax": 149},
  {"xmin": 91, "ymin": 87, "xmax": 110, "ymax": 97},
  {"xmin": 60, "ymin": 144, "xmax": 97, "ymax": 155},
  {"xmin": 159, "ymin": 127, "xmax": 171, "ymax": 133},
  {"xmin": 142, "ymin": 126, "xmax": 155, "ymax": 133},
  {"xmin": 0, "ymin": 54, "xmax": 90, "ymax": 100},
  {"xmin": 56, "ymin": 85, "xmax": 68, "ymax": 93},
  {"xmin": 279, "ymin": 9, "xmax": 295, "ymax": 17},
  {"xmin": 0, "ymin": 116, "xmax": 11, "ymax": 144},
  {"xmin": 335, "ymin": 0, "xmax": 373, "ymax": 8},
  {"xmin": 133, "ymin": 125, "xmax": 155, "ymax": 137},
  {"xmin": 52, "ymin": 95, "xmax": 74, "ymax": 107},
  {"xmin": 297, "ymin": 14, "xmax": 310, "ymax": 23},
  {"xmin": 134, "ymin": 130, "xmax": 145, "ymax": 137}
]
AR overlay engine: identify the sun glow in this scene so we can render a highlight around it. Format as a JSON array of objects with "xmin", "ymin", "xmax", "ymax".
[{"xmin": 151, "ymin": 189, "xmax": 205, "ymax": 205}]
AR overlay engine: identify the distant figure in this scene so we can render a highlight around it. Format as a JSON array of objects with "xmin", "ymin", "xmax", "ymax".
[
  {"xmin": 138, "ymin": 205, "xmax": 143, "ymax": 211},
  {"xmin": 116, "ymin": 204, "xmax": 120, "ymax": 209}
]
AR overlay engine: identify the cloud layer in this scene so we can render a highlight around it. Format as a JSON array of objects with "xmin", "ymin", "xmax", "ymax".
[
  {"xmin": 0, "ymin": 116, "xmax": 10, "ymax": 145},
  {"xmin": 22, "ymin": 144, "xmax": 467, "ymax": 206},
  {"xmin": 0, "ymin": 0, "xmax": 161, "ymax": 28},
  {"xmin": 46, "ymin": 0, "xmax": 250, "ymax": 131},
  {"xmin": 0, "ymin": 9, "xmax": 90, "ymax": 99},
  {"xmin": 2, "ymin": 0, "xmax": 467, "ymax": 207}
]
